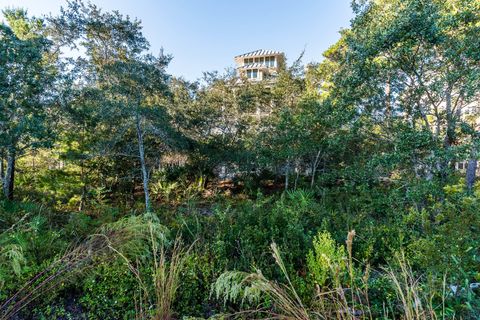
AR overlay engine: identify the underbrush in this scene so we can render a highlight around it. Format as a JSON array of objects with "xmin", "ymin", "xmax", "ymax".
[{"xmin": 1, "ymin": 181, "xmax": 479, "ymax": 319}]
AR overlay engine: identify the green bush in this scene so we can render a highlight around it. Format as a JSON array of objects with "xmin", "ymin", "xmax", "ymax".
[
  {"xmin": 80, "ymin": 260, "xmax": 139, "ymax": 319},
  {"xmin": 307, "ymin": 231, "xmax": 347, "ymax": 288},
  {"xmin": 212, "ymin": 191, "xmax": 322, "ymax": 278},
  {"xmin": 174, "ymin": 252, "xmax": 222, "ymax": 317}
]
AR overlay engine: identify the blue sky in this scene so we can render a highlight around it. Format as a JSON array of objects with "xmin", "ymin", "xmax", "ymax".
[{"xmin": 1, "ymin": 0, "xmax": 354, "ymax": 81}]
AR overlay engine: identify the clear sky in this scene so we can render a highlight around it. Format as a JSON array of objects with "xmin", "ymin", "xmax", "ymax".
[{"xmin": 0, "ymin": 0, "xmax": 354, "ymax": 81}]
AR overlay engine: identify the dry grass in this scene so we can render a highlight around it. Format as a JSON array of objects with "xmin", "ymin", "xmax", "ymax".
[
  {"xmin": 383, "ymin": 253, "xmax": 443, "ymax": 320},
  {"xmin": 151, "ymin": 236, "xmax": 194, "ymax": 320},
  {"xmin": 115, "ymin": 218, "xmax": 195, "ymax": 320}
]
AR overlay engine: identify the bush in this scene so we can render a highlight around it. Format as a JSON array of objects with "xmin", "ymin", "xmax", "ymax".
[
  {"xmin": 212, "ymin": 190, "xmax": 323, "ymax": 278},
  {"xmin": 80, "ymin": 260, "xmax": 139, "ymax": 319},
  {"xmin": 307, "ymin": 231, "xmax": 347, "ymax": 288}
]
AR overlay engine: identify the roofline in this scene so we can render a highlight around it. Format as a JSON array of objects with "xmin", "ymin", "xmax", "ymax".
[{"xmin": 235, "ymin": 49, "xmax": 285, "ymax": 58}]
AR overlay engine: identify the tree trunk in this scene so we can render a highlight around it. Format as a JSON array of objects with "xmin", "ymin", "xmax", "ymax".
[
  {"xmin": 0, "ymin": 152, "xmax": 4, "ymax": 192},
  {"xmin": 4, "ymin": 149, "xmax": 16, "ymax": 200},
  {"xmin": 310, "ymin": 150, "xmax": 321, "ymax": 188},
  {"xmin": 79, "ymin": 184, "xmax": 87, "ymax": 211},
  {"xmin": 466, "ymin": 143, "xmax": 477, "ymax": 193},
  {"xmin": 79, "ymin": 161, "xmax": 86, "ymax": 211},
  {"xmin": 294, "ymin": 160, "xmax": 299, "ymax": 190},
  {"xmin": 136, "ymin": 114, "xmax": 151, "ymax": 212},
  {"xmin": 284, "ymin": 160, "xmax": 290, "ymax": 191},
  {"xmin": 444, "ymin": 85, "xmax": 454, "ymax": 149},
  {"xmin": 439, "ymin": 85, "xmax": 454, "ymax": 182},
  {"xmin": 466, "ymin": 159, "xmax": 477, "ymax": 193},
  {"xmin": 385, "ymin": 74, "xmax": 391, "ymax": 119}
]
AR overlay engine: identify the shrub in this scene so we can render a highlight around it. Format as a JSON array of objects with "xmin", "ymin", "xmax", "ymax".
[
  {"xmin": 80, "ymin": 260, "xmax": 139, "ymax": 320},
  {"xmin": 306, "ymin": 231, "xmax": 347, "ymax": 288}
]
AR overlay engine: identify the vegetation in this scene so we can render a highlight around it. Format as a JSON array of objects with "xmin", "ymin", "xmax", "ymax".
[{"xmin": 0, "ymin": 0, "xmax": 479, "ymax": 319}]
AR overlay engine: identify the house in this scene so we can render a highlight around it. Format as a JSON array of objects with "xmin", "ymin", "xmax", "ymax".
[{"xmin": 234, "ymin": 49, "xmax": 285, "ymax": 81}]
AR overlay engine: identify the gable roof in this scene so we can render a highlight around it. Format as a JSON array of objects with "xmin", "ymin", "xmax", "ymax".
[{"xmin": 235, "ymin": 49, "xmax": 283, "ymax": 58}]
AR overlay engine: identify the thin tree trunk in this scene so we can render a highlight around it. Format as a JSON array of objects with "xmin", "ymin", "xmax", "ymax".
[
  {"xmin": 79, "ymin": 161, "xmax": 86, "ymax": 211},
  {"xmin": 439, "ymin": 84, "xmax": 454, "ymax": 182},
  {"xmin": 32, "ymin": 151, "xmax": 36, "ymax": 171},
  {"xmin": 310, "ymin": 150, "xmax": 321, "ymax": 188},
  {"xmin": 4, "ymin": 149, "xmax": 16, "ymax": 200},
  {"xmin": 136, "ymin": 113, "xmax": 151, "ymax": 212},
  {"xmin": 294, "ymin": 160, "xmax": 299, "ymax": 190},
  {"xmin": 0, "ymin": 152, "xmax": 4, "ymax": 192},
  {"xmin": 466, "ymin": 143, "xmax": 477, "ymax": 193},
  {"xmin": 444, "ymin": 85, "xmax": 454, "ymax": 149},
  {"xmin": 385, "ymin": 74, "xmax": 391, "ymax": 119},
  {"xmin": 466, "ymin": 159, "xmax": 477, "ymax": 193},
  {"xmin": 284, "ymin": 160, "xmax": 290, "ymax": 191},
  {"xmin": 79, "ymin": 184, "xmax": 87, "ymax": 211}
]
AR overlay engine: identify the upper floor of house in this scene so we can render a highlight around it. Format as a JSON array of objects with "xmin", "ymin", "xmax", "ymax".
[{"xmin": 234, "ymin": 49, "xmax": 285, "ymax": 81}]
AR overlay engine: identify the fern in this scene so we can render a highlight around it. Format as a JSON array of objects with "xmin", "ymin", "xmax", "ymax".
[
  {"xmin": 2, "ymin": 244, "xmax": 26, "ymax": 276},
  {"xmin": 213, "ymin": 243, "xmax": 310, "ymax": 319},
  {"xmin": 213, "ymin": 271, "xmax": 260, "ymax": 306}
]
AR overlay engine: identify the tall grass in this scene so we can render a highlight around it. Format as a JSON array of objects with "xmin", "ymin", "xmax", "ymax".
[
  {"xmin": 152, "ymin": 236, "xmax": 194, "ymax": 320},
  {"xmin": 113, "ymin": 215, "xmax": 195, "ymax": 320},
  {"xmin": 213, "ymin": 243, "xmax": 311, "ymax": 320},
  {"xmin": 213, "ymin": 231, "xmax": 447, "ymax": 320},
  {"xmin": 0, "ymin": 215, "xmax": 157, "ymax": 320},
  {"xmin": 383, "ymin": 253, "xmax": 443, "ymax": 320},
  {"xmin": 0, "ymin": 207, "xmax": 195, "ymax": 320}
]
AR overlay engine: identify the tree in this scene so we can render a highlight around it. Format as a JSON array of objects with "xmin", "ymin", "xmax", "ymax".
[
  {"xmin": 328, "ymin": 0, "xmax": 480, "ymax": 189},
  {"xmin": 0, "ymin": 9, "xmax": 58, "ymax": 200},
  {"xmin": 172, "ymin": 71, "xmax": 271, "ymax": 176},
  {"xmin": 50, "ymin": 1, "xmax": 178, "ymax": 211},
  {"xmin": 98, "ymin": 57, "xmax": 174, "ymax": 212}
]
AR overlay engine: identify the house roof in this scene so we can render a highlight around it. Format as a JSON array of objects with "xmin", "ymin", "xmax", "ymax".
[{"xmin": 235, "ymin": 49, "xmax": 283, "ymax": 58}]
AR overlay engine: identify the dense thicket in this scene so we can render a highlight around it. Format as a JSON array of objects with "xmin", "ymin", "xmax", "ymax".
[{"xmin": 1, "ymin": 0, "xmax": 479, "ymax": 319}]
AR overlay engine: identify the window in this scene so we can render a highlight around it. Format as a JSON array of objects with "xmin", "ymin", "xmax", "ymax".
[
  {"xmin": 268, "ymin": 56, "xmax": 275, "ymax": 67},
  {"xmin": 246, "ymin": 69, "xmax": 259, "ymax": 79},
  {"xmin": 244, "ymin": 58, "xmax": 254, "ymax": 65},
  {"xmin": 245, "ymin": 56, "xmax": 277, "ymax": 67},
  {"xmin": 265, "ymin": 56, "xmax": 275, "ymax": 67}
]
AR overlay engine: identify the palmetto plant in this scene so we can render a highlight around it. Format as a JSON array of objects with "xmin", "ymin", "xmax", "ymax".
[
  {"xmin": 151, "ymin": 180, "xmax": 180, "ymax": 203},
  {"xmin": 0, "ymin": 208, "xmax": 194, "ymax": 320},
  {"xmin": 213, "ymin": 230, "xmax": 364, "ymax": 320}
]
